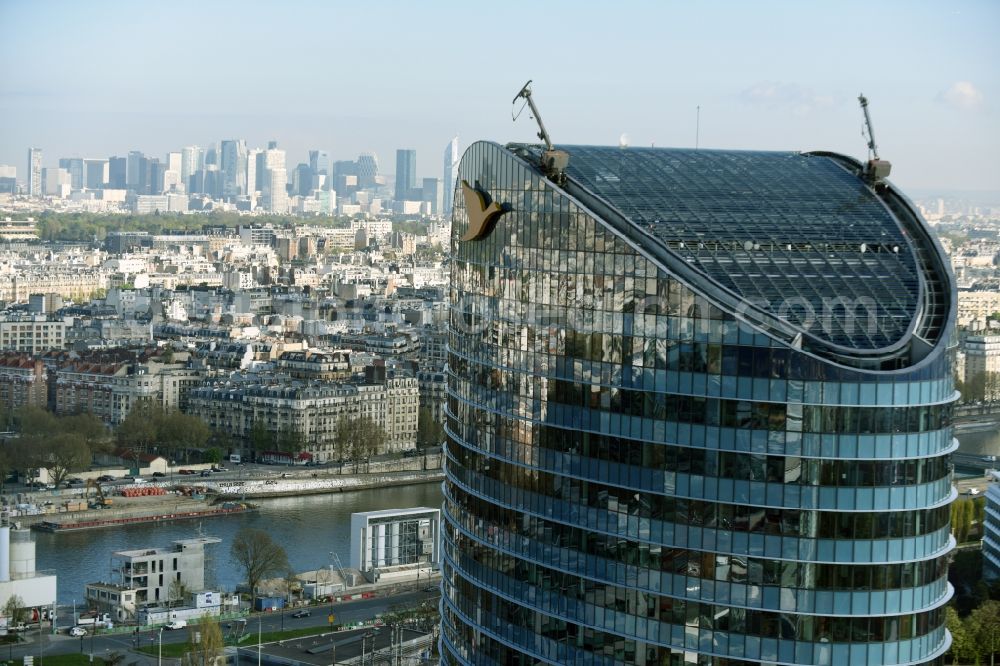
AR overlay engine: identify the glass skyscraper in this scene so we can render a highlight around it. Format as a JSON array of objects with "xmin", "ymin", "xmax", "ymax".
[{"xmin": 443, "ymin": 142, "xmax": 956, "ymax": 665}]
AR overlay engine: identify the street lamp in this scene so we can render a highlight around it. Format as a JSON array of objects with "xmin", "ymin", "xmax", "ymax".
[{"xmin": 157, "ymin": 627, "xmax": 163, "ymax": 666}]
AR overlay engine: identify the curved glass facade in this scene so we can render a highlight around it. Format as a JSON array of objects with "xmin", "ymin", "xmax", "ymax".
[{"xmin": 443, "ymin": 141, "xmax": 956, "ymax": 666}]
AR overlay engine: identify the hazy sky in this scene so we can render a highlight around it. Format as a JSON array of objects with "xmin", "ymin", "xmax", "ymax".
[{"xmin": 1, "ymin": 0, "xmax": 997, "ymax": 192}]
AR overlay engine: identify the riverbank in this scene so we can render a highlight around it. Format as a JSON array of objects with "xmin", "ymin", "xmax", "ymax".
[
  {"xmin": 204, "ymin": 469, "xmax": 444, "ymax": 499},
  {"xmin": 32, "ymin": 500, "xmax": 256, "ymax": 532}
]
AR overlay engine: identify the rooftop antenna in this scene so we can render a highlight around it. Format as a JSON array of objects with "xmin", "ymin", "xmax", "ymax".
[
  {"xmin": 513, "ymin": 80, "xmax": 569, "ymax": 183},
  {"xmin": 857, "ymin": 93, "xmax": 892, "ymax": 185},
  {"xmin": 695, "ymin": 105, "xmax": 700, "ymax": 150}
]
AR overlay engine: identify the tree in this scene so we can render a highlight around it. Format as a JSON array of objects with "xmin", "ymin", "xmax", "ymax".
[
  {"xmin": 277, "ymin": 428, "xmax": 305, "ymax": 455},
  {"xmin": 157, "ymin": 410, "xmax": 212, "ymax": 462},
  {"xmin": 337, "ymin": 416, "xmax": 386, "ymax": 472},
  {"xmin": 969, "ymin": 600, "xmax": 1000, "ymax": 666},
  {"xmin": 3, "ymin": 594, "xmax": 25, "ymax": 625},
  {"xmin": 946, "ymin": 605, "xmax": 974, "ymax": 665},
  {"xmin": 117, "ymin": 400, "xmax": 161, "ymax": 452},
  {"xmin": 13, "ymin": 406, "xmax": 58, "ymax": 436},
  {"xmin": 952, "ymin": 498, "xmax": 974, "ymax": 543},
  {"xmin": 62, "ymin": 412, "xmax": 109, "ymax": 452},
  {"xmin": 186, "ymin": 615, "xmax": 224, "ymax": 666},
  {"xmin": 202, "ymin": 447, "xmax": 222, "ymax": 465},
  {"xmin": 416, "ymin": 408, "xmax": 444, "ymax": 448},
  {"xmin": 168, "ymin": 579, "xmax": 189, "ymax": 608},
  {"xmin": 36, "ymin": 432, "xmax": 91, "ymax": 487},
  {"xmin": 249, "ymin": 421, "xmax": 273, "ymax": 461},
  {"xmin": 230, "ymin": 528, "xmax": 289, "ymax": 606}
]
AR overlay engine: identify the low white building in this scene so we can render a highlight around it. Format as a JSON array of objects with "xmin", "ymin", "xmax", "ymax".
[
  {"xmin": 350, "ymin": 508, "xmax": 440, "ymax": 583},
  {"xmin": 0, "ymin": 526, "xmax": 57, "ymax": 628}
]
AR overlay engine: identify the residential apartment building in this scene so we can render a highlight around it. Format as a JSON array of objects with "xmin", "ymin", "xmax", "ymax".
[
  {"xmin": 0, "ymin": 315, "xmax": 70, "ymax": 353},
  {"xmin": 55, "ymin": 355, "xmax": 203, "ymax": 424},
  {"xmin": 0, "ymin": 354, "xmax": 48, "ymax": 412},
  {"xmin": 187, "ymin": 371, "xmax": 419, "ymax": 460},
  {"xmin": 964, "ymin": 335, "xmax": 1000, "ymax": 401},
  {"xmin": 85, "ymin": 537, "xmax": 220, "ymax": 621}
]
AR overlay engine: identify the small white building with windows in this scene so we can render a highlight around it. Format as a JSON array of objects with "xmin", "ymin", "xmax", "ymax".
[{"xmin": 350, "ymin": 507, "xmax": 440, "ymax": 583}]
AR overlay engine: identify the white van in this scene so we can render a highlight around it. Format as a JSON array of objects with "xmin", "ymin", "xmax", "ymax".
[{"xmin": 165, "ymin": 620, "xmax": 187, "ymax": 630}]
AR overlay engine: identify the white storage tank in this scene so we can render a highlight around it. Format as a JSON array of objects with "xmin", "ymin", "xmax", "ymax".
[
  {"xmin": 0, "ymin": 526, "xmax": 9, "ymax": 582},
  {"xmin": 9, "ymin": 528, "xmax": 36, "ymax": 577}
]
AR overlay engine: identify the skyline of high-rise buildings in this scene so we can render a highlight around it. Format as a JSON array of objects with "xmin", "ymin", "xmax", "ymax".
[{"xmin": 4, "ymin": 138, "xmax": 459, "ymax": 218}]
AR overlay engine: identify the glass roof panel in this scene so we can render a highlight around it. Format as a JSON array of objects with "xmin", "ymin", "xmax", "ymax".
[{"xmin": 555, "ymin": 145, "xmax": 921, "ymax": 351}]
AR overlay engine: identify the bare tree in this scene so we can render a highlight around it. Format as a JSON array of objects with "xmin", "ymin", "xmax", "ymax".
[
  {"xmin": 168, "ymin": 578, "xmax": 189, "ymax": 608},
  {"xmin": 3, "ymin": 594, "xmax": 25, "ymax": 625},
  {"xmin": 186, "ymin": 615, "xmax": 224, "ymax": 666},
  {"xmin": 230, "ymin": 528, "xmax": 290, "ymax": 606}
]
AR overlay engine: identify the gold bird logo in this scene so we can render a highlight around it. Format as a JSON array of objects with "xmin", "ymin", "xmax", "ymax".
[{"xmin": 461, "ymin": 180, "xmax": 508, "ymax": 241}]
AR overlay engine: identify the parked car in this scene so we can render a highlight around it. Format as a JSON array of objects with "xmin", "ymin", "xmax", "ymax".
[
  {"xmin": 66, "ymin": 477, "xmax": 85, "ymax": 485},
  {"xmin": 178, "ymin": 469, "xmax": 195, "ymax": 475},
  {"xmin": 152, "ymin": 472, "xmax": 166, "ymax": 478},
  {"xmin": 69, "ymin": 626, "xmax": 87, "ymax": 637},
  {"xmin": 97, "ymin": 475, "xmax": 115, "ymax": 482},
  {"xmin": 164, "ymin": 620, "xmax": 187, "ymax": 630},
  {"xmin": 212, "ymin": 466, "xmax": 228, "ymax": 472},
  {"xmin": 291, "ymin": 610, "xmax": 311, "ymax": 619}
]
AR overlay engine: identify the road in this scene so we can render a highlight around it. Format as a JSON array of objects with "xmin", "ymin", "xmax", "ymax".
[{"xmin": 7, "ymin": 588, "xmax": 440, "ymax": 665}]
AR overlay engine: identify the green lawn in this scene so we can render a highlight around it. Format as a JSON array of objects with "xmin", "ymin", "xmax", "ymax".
[
  {"xmin": 135, "ymin": 624, "xmax": 341, "ymax": 658},
  {"xmin": 8, "ymin": 656, "xmax": 106, "ymax": 666}
]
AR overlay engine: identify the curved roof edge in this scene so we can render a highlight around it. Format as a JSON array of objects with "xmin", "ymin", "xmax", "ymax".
[{"xmin": 495, "ymin": 141, "xmax": 955, "ymax": 374}]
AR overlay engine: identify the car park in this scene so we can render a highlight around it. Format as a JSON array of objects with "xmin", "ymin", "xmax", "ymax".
[{"xmin": 291, "ymin": 610, "xmax": 311, "ymax": 618}]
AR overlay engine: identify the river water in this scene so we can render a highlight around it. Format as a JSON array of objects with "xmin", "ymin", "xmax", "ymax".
[
  {"xmin": 36, "ymin": 428, "xmax": 1000, "ymax": 607},
  {"xmin": 38, "ymin": 482, "xmax": 444, "ymax": 606}
]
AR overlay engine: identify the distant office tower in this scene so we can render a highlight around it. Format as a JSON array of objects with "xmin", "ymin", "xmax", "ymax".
[
  {"xmin": 42, "ymin": 167, "xmax": 70, "ymax": 197},
  {"xmin": 148, "ymin": 160, "xmax": 166, "ymax": 195},
  {"xmin": 0, "ymin": 165, "xmax": 15, "ymax": 194},
  {"xmin": 443, "ymin": 142, "xmax": 957, "ymax": 665},
  {"xmin": 395, "ymin": 149, "xmax": 416, "ymax": 201},
  {"xmin": 422, "ymin": 177, "xmax": 442, "ymax": 215},
  {"xmin": 309, "ymin": 150, "xmax": 330, "ymax": 180},
  {"xmin": 267, "ymin": 140, "xmax": 278, "ymax": 150},
  {"xmin": 246, "ymin": 149, "xmax": 260, "ymax": 196},
  {"xmin": 27, "ymin": 148, "xmax": 42, "ymax": 197},
  {"xmin": 204, "ymin": 144, "xmax": 219, "ymax": 167},
  {"xmin": 181, "ymin": 146, "xmax": 202, "ymax": 189},
  {"xmin": 262, "ymin": 147, "xmax": 287, "ymax": 213},
  {"xmin": 357, "ymin": 153, "xmax": 379, "ymax": 189},
  {"xmin": 254, "ymin": 150, "xmax": 267, "ymax": 193},
  {"xmin": 221, "ymin": 139, "xmax": 248, "ymax": 199},
  {"xmin": 293, "ymin": 163, "xmax": 312, "ymax": 197},
  {"xmin": 58, "ymin": 158, "xmax": 84, "ymax": 191},
  {"xmin": 84, "ymin": 159, "xmax": 109, "ymax": 189},
  {"xmin": 443, "ymin": 136, "xmax": 459, "ymax": 214},
  {"xmin": 166, "ymin": 151, "xmax": 182, "ymax": 176},
  {"xmin": 127, "ymin": 151, "xmax": 145, "ymax": 191},
  {"xmin": 108, "ymin": 157, "xmax": 127, "ymax": 189}
]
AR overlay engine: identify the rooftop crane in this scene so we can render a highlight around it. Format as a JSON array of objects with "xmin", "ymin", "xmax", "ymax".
[
  {"xmin": 513, "ymin": 80, "xmax": 569, "ymax": 183},
  {"xmin": 858, "ymin": 93, "xmax": 892, "ymax": 185}
]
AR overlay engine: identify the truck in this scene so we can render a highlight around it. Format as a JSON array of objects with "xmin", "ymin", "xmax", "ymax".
[{"xmin": 75, "ymin": 612, "xmax": 111, "ymax": 626}]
